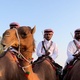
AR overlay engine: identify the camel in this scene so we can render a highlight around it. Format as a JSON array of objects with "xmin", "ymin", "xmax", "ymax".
[
  {"xmin": 1, "ymin": 26, "xmax": 59, "ymax": 80},
  {"xmin": 0, "ymin": 47, "xmax": 27, "ymax": 80},
  {"xmin": 63, "ymin": 54, "xmax": 80, "ymax": 80}
]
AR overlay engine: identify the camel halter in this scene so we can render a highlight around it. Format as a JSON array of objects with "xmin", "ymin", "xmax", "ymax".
[
  {"xmin": 14, "ymin": 28, "xmax": 20, "ymax": 52},
  {"xmin": 3, "ymin": 28, "xmax": 32, "ymax": 72},
  {"xmin": 13, "ymin": 28, "xmax": 32, "ymax": 63},
  {"xmin": 13, "ymin": 28, "xmax": 32, "ymax": 73}
]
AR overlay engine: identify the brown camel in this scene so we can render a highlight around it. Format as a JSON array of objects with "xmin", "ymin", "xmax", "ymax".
[
  {"xmin": 0, "ymin": 49, "xmax": 27, "ymax": 80},
  {"xmin": 63, "ymin": 56, "xmax": 80, "ymax": 80},
  {"xmin": 1, "ymin": 26, "xmax": 59, "ymax": 80}
]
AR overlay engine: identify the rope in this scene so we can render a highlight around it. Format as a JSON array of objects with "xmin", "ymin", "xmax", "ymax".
[
  {"xmin": 13, "ymin": 28, "xmax": 20, "ymax": 52},
  {"xmin": 22, "ymin": 64, "xmax": 32, "ymax": 73},
  {"xmin": 3, "ymin": 28, "xmax": 32, "ymax": 71}
]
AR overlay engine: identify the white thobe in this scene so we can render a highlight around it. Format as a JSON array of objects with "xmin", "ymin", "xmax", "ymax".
[
  {"xmin": 36, "ymin": 39, "xmax": 58, "ymax": 61},
  {"xmin": 66, "ymin": 39, "xmax": 80, "ymax": 64}
]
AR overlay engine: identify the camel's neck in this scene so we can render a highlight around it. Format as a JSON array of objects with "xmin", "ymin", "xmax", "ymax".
[{"xmin": 19, "ymin": 51, "xmax": 39, "ymax": 80}]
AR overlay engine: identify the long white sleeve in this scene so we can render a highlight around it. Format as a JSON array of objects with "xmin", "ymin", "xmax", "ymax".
[
  {"xmin": 36, "ymin": 41, "xmax": 45, "ymax": 57},
  {"xmin": 66, "ymin": 40, "xmax": 77, "ymax": 63},
  {"xmin": 50, "ymin": 43, "xmax": 58, "ymax": 60}
]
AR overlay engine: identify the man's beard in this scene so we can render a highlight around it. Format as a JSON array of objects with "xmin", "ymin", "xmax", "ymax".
[
  {"xmin": 75, "ymin": 35, "xmax": 80, "ymax": 40},
  {"xmin": 46, "ymin": 38, "xmax": 51, "ymax": 41}
]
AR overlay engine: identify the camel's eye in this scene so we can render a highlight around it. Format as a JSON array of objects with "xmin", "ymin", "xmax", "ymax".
[{"xmin": 21, "ymin": 32, "xmax": 27, "ymax": 38}]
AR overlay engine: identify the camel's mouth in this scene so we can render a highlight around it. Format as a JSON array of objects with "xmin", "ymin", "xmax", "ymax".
[
  {"xmin": 1, "ymin": 43, "xmax": 8, "ymax": 51},
  {"xmin": 2, "ymin": 44, "xmax": 6, "ymax": 48},
  {"xmin": 1, "ymin": 39, "xmax": 19, "ymax": 50},
  {"xmin": 2, "ymin": 45, "xmax": 6, "ymax": 50}
]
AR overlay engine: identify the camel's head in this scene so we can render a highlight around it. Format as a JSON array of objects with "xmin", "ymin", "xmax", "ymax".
[{"xmin": 1, "ymin": 26, "xmax": 36, "ymax": 54}]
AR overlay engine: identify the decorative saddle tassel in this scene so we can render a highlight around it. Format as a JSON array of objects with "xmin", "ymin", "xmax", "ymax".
[{"xmin": 25, "ymin": 71, "xmax": 30, "ymax": 77}]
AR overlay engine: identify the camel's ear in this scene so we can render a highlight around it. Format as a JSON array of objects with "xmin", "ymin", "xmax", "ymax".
[{"xmin": 31, "ymin": 25, "xmax": 36, "ymax": 34}]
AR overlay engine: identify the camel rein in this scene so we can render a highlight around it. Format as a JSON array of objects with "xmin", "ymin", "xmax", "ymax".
[{"xmin": 14, "ymin": 28, "xmax": 32, "ymax": 71}]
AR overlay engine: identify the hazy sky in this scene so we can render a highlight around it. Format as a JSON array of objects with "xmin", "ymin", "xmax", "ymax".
[{"xmin": 0, "ymin": 0, "xmax": 80, "ymax": 66}]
